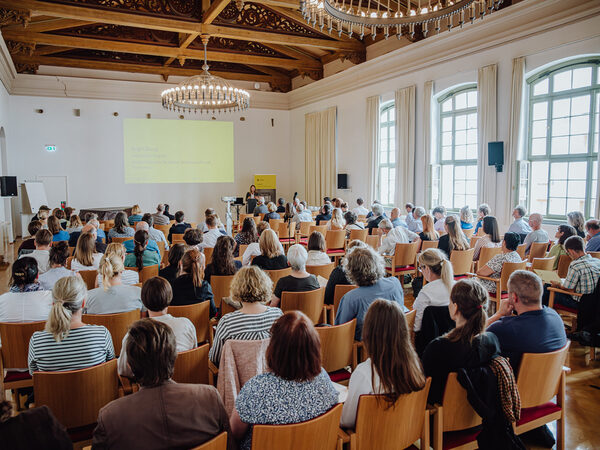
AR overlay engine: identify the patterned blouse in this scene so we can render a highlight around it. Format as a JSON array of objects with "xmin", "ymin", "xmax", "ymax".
[
  {"xmin": 107, "ymin": 227, "xmax": 135, "ymax": 240},
  {"xmin": 234, "ymin": 232, "xmax": 257, "ymax": 257},
  {"xmin": 236, "ymin": 369, "xmax": 338, "ymax": 450},
  {"xmin": 480, "ymin": 251, "xmax": 522, "ymax": 293},
  {"xmin": 10, "ymin": 283, "xmax": 43, "ymax": 293}
]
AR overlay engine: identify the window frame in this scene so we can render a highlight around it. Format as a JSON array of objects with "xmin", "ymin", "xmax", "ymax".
[{"xmin": 377, "ymin": 101, "xmax": 396, "ymax": 207}]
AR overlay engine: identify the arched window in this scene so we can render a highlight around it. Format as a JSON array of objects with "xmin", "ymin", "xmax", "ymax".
[
  {"xmin": 431, "ymin": 85, "xmax": 478, "ymax": 210},
  {"xmin": 519, "ymin": 58, "xmax": 599, "ymax": 219},
  {"xmin": 378, "ymin": 102, "xmax": 395, "ymax": 206}
]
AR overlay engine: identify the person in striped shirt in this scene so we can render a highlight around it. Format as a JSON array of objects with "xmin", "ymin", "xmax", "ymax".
[
  {"xmin": 28, "ymin": 276, "xmax": 115, "ymax": 375},
  {"xmin": 209, "ymin": 267, "xmax": 282, "ymax": 366}
]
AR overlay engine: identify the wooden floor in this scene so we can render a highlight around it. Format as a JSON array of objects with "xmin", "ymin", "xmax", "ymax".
[{"xmin": 3, "ymin": 242, "xmax": 600, "ymax": 449}]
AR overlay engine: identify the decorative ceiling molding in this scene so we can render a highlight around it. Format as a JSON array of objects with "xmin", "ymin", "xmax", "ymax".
[{"xmin": 42, "ymin": 0, "xmax": 203, "ymax": 20}]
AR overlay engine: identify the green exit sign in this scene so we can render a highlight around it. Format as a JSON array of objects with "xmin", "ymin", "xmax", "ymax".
[{"xmin": 45, "ymin": 145, "xmax": 57, "ymax": 152}]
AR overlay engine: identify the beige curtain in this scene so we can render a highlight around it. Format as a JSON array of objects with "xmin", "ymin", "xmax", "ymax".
[
  {"xmin": 366, "ymin": 95, "xmax": 380, "ymax": 205},
  {"xmin": 395, "ymin": 85, "xmax": 416, "ymax": 205},
  {"xmin": 506, "ymin": 57, "xmax": 525, "ymax": 223},
  {"xmin": 422, "ymin": 81, "xmax": 434, "ymax": 208},
  {"xmin": 305, "ymin": 107, "xmax": 337, "ymax": 206},
  {"xmin": 477, "ymin": 64, "xmax": 498, "ymax": 210}
]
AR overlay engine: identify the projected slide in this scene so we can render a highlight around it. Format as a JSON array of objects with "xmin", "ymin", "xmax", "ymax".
[{"xmin": 123, "ymin": 118, "xmax": 234, "ymax": 184}]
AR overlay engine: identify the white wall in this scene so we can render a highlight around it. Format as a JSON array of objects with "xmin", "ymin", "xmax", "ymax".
[{"xmin": 0, "ymin": 81, "xmax": 11, "ymax": 225}]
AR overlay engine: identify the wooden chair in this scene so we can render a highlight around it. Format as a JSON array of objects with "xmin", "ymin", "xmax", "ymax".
[
  {"xmin": 129, "ymin": 264, "xmax": 159, "ymax": 284},
  {"xmin": 269, "ymin": 218, "xmax": 283, "ymax": 230},
  {"xmin": 357, "ymin": 214, "xmax": 367, "ymax": 222},
  {"xmin": 238, "ymin": 214, "xmax": 254, "ymax": 230},
  {"xmin": 421, "ymin": 240, "xmax": 439, "ymax": 251},
  {"xmin": 154, "ymin": 224, "xmax": 171, "ymax": 237},
  {"xmin": 450, "ymin": 248, "xmax": 475, "ymax": 277},
  {"xmin": 309, "ymin": 225, "xmax": 327, "ymax": 236},
  {"xmin": 405, "ymin": 309, "xmax": 416, "ymax": 340},
  {"xmin": 316, "ymin": 319, "xmax": 357, "ymax": 385},
  {"xmin": 173, "ymin": 343, "xmax": 210, "ymax": 385},
  {"xmin": 589, "ymin": 251, "xmax": 600, "ymax": 259},
  {"xmin": 189, "ymin": 222, "xmax": 197, "ymax": 229},
  {"xmin": 238, "ymin": 244, "xmax": 249, "ymax": 259},
  {"xmin": 514, "ymin": 344, "xmax": 570, "ymax": 449},
  {"xmin": 211, "ymin": 274, "xmax": 235, "ymax": 310},
  {"xmin": 111, "ymin": 236, "xmax": 133, "ymax": 244},
  {"xmin": 476, "ymin": 246, "xmax": 502, "ymax": 271},
  {"xmin": 528, "ymin": 241, "xmax": 549, "ymax": 262},
  {"xmin": 463, "ymin": 228, "xmax": 474, "ymax": 239},
  {"xmin": 280, "ymin": 288, "xmax": 326, "ymax": 324},
  {"xmin": 298, "ymin": 221, "xmax": 316, "ymax": 238},
  {"xmin": 172, "ymin": 233, "xmax": 185, "ymax": 244},
  {"xmin": 385, "ymin": 241, "xmax": 420, "ymax": 287},
  {"xmin": 325, "ymin": 230, "xmax": 346, "ymax": 262},
  {"xmin": 557, "ymin": 254, "xmax": 572, "ymax": 278},
  {"xmin": 348, "ymin": 228, "xmax": 368, "ymax": 242},
  {"xmin": 204, "ymin": 247, "xmax": 214, "ymax": 264},
  {"xmin": 265, "ymin": 268, "xmax": 292, "ymax": 289},
  {"xmin": 191, "ymin": 432, "xmax": 228, "ymax": 450},
  {"xmin": 365, "ymin": 234, "xmax": 381, "ymax": 250},
  {"xmin": 475, "ymin": 261, "xmax": 527, "ymax": 309},
  {"xmin": 516, "ymin": 243, "xmax": 527, "ymax": 260},
  {"xmin": 546, "ymin": 287, "xmax": 580, "ymax": 329},
  {"xmin": 83, "ymin": 309, "xmax": 140, "ymax": 356},
  {"xmin": 157, "ymin": 240, "xmax": 166, "ymax": 260},
  {"xmin": 79, "ymin": 270, "xmax": 98, "ymax": 290},
  {"xmin": 306, "ymin": 262, "xmax": 335, "ymax": 280},
  {"xmin": 469, "ymin": 236, "xmax": 481, "ymax": 249},
  {"xmin": 169, "ymin": 302, "xmax": 212, "ymax": 345},
  {"xmin": 530, "ymin": 256, "xmax": 555, "ymax": 271},
  {"xmin": 252, "ymin": 216, "xmax": 261, "ymax": 225},
  {"xmin": 251, "ymin": 403, "xmax": 343, "ymax": 450},
  {"xmin": 326, "ymin": 284, "xmax": 357, "ymax": 325},
  {"xmin": 343, "ymin": 378, "xmax": 431, "ymax": 450},
  {"xmin": 278, "ymin": 222, "xmax": 295, "ymax": 245},
  {"xmin": 33, "ymin": 359, "xmax": 119, "ymax": 444}
]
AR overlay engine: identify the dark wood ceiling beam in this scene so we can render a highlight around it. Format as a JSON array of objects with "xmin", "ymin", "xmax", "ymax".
[
  {"xmin": 3, "ymin": 18, "xmax": 94, "ymax": 32},
  {"xmin": 35, "ymin": 45, "xmax": 75, "ymax": 55},
  {"xmin": 203, "ymin": 0, "xmax": 232, "ymax": 24},
  {"xmin": 253, "ymin": 0, "xmax": 299, "ymax": 9}
]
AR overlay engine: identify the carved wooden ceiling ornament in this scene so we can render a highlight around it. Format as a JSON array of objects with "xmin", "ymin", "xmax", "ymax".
[
  {"xmin": 44, "ymin": 0, "xmax": 203, "ymax": 19},
  {"xmin": 0, "ymin": 8, "xmax": 31, "ymax": 27}
]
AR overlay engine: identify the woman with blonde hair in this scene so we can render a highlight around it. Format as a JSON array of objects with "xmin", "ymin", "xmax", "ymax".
[
  {"xmin": 171, "ymin": 248, "xmax": 216, "ymax": 317},
  {"xmin": 327, "ymin": 208, "xmax": 346, "ymax": 231},
  {"xmin": 72, "ymin": 232, "xmax": 102, "ymax": 271},
  {"xmin": 128, "ymin": 204, "xmax": 143, "ymax": 225},
  {"xmin": 66, "ymin": 214, "xmax": 83, "ymax": 234},
  {"xmin": 95, "ymin": 243, "xmax": 139, "ymax": 287},
  {"xmin": 264, "ymin": 202, "xmax": 280, "ymax": 221},
  {"xmin": 419, "ymin": 214, "xmax": 439, "ymax": 241},
  {"xmin": 251, "ymin": 229, "xmax": 288, "ymax": 270},
  {"xmin": 28, "ymin": 276, "xmax": 115, "ymax": 374},
  {"xmin": 438, "ymin": 215, "xmax": 469, "ymax": 258},
  {"xmin": 459, "ymin": 206, "xmax": 474, "ymax": 231},
  {"xmin": 413, "ymin": 248, "xmax": 454, "ymax": 332}
]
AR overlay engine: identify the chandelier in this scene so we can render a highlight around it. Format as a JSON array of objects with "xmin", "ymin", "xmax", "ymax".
[
  {"xmin": 161, "ymin": 35, "xmax": 250, "ymax": 114},
  {"xmin": 300, "ymin": 0, "xmax": 503, "ymax": 39}
]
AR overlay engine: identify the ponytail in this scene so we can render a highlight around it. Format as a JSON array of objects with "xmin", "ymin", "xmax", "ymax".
[
  {"xmin": 99, "ymin": 253, "xmax": 124, "ymax": 290},
  {"xmin": 46, "ymin": 277, "xmax": 87, "ymax": 342},
  {"xmin": 181, "ymin": 248, "xmax": 205, "ymax": 288},
  {"xmin": 133, "ymin": 230, "xmax": 149, "ymax": 272},
  {"xmin": 439, "ymin": 259, "xmax": 454, "ymax": 293},
  {"xmin": 418, "ymin": 248, "xmax": 454, "ymax": 293},
  {"xmin": 445, "ymin": 279, "xmax": 487, "ymax": 344}
]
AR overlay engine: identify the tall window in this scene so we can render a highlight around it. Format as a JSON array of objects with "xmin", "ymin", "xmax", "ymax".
[
  {"xmin": 378, "ymin": 103, "xmax": 395, "ymax": 206},
  {"xmin": 520, "ymin": 59, "xmax": 599, "ymax": 219},
  {"xmin": 431, "ymin": 85, "xmax": 478, "ymax": 210}
]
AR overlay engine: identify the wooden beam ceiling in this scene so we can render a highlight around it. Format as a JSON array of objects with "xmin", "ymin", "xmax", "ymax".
[
  {"xmin": 203, "ymin": 0, "xmax": 233, "ymax": 25},
  {"xmin": 3, "ymin": 17, "xmax": 94, "ymax": 32}
]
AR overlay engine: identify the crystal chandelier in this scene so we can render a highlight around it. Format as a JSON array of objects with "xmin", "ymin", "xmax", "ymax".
[
  {"xmin": 300, "ymin": 0, "xmax": 503, "ymax": 40},
  {"xmin": 161, "ymin": 35, "xmax": 250, "ymax": 114}
]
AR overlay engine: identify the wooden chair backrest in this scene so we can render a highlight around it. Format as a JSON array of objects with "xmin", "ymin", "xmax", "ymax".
[
  {"xmin": 499, "ymin": 261, "xmax": 528, "ymax": 293},
  {"xmin": 168, "ymin": 302, "xmax": 210, "ymax": 343},
  {"xmin": 469, "ymin": 236, "xmax": 481, "ymax": 249},
  {"xmin": 280, "ymin": 288, "xmax": 325, "ymax": 324},
  {"xmin": 157, "ymin": 240, "xmax": 166, "ymax": 258},
  {"xmin": 34, "ymin": 359, "xmax": 119, "ymax": 430},
  {"xmin": 354, "ymin": 378, "xmax": 431, "ymax": 449},
  {"xmin": 172, "ymin": 233, "xmax": 185, "ymax": 243},
  {"xmin": 0, "ymin": 321, "xmax": 45, "ymax": 369},
  {"xmin": 325, "ymin": 230, "xmax": 345, "ymax": 250},
  {"xmin": 172, "ymin": 343, "xmax": 210, "ymax": 385},
  {"xmin": 516, "ymin": 244, "xmax": 527, "ymax": 260},
  {"xmin": 251, "ymin": 403, "xmax": 343, "ymax": 450},
  {"xmin": 316, "ymin": 319, "xmax": 356, "ymax": 373},
  {"xmin": 309, "ymin": 225, "xmax": 327, "ymax": 236},
  {"xmin": 405, "ymin": 309, "xmax": 416, "ymax": 335},
  {"xmin": 557, "ymin": 254, "xmax": 572, "ymax": 278},
  {"xmin": 265, "ymin": 268, "xmax": 293, "ymax": 288},
  {"xmin": 589, "ymin": 251, "xmax": 600, "ymax": 259},
  {"xmin": 79, "ymin": 270, "xmax": 98, "ymax": 290},
  {"xmin": 129, "ymin": 265, "xmax": 159, "ymax": 283},
  {"xmin": 299, "ymin": 221, "xmax": 316, "ymax": 237},
  {"xmin": 238, "ymin": 214, "xmax": 254, "ymax": 228},
  {"xmin": 365, "ymin": 234, "xmax": 381, "ymax": 249},
  {"xmin": 252, "ymin": 216, "xmax": 261, "ymax": 225},
  {"xmin": 333, "ymin": 285, "xmax": 357, "ymax": 315},
  {"xmin": 531, "ymin": 257, "xmax": 555, "ymax": 271},
  {"xmin": 204, "ymin": 247, "xmax": 214, "ymax": 264},
  {"xmin": 306, "ymin": 262, "xmax": 335, "ymax": 280},
  {"xmin": 478, "ymin": 246, "xmax": 502, "ymax": 268},
  {"xmin": 421, "ymin": 240, "xmax": 439, "ymax": 251},
  {"xmin": 463, "ymin": 228, "xmax": 474, "ymax": 239},
  {"xmin": 154, "ymin": 224, "xmax": 170, "ymax": 236},
  {"xmin": 441, "ymin": 373, "xmax": 482, "ymax": 431},
  {"xmin": 278, "ymin": 221, "xmax": 294, "ymax": 240},
  {"xmin": 529, "ymin": 241, "xmax": 549, "ymax": 262},
  {"xmin": 450, "ymin": 248, "xmax": 475, "ymax": 275},
  {"xmin": 211, "ymin": 275, "xmax": 235, "ymax": 309},
  {"xmin": 111, "ymin": 236, "xmax": 132, "ymax": 244},
  {"xmin": 83, "ymin": 309, "xmax": 140, "ymax": 356},
  {"xmin": 348, "ymin": 228, "xmax": 368, "ymax": 242},
  {"xmin": 238, "ymin": 244, "xmax": 249, "ymax": 258},
  {"xmin": 477, "ymin": 227, "xmax": 486, "ymax": 237},
  {"xmin": 191, "ymin": 432, "xmax": 228, "ymax": 450},
  {"xmin": 357, "ymin": 215, "xmax": 367, "ymax": 222},
  {"xmin": 269, "ymin": 218, "xmax": 283, "ymax": 230},
  {"xmin": 392, "ymin": 241, "xmax": 420, "ymax": 267},
  {"xmin": 517, "ymin": 343, "xmax": 570, "ymax": 408}
]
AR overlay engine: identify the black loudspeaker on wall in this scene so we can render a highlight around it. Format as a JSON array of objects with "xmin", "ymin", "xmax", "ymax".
[
  {"xmin": 0, "ymin": 176, "xmax": 17, "ymax": 197},
  {"xmin": 488, "ymin": 142, "xmax": 504, "ymax": 172},
  {"xmin": 337, "ymin": 173, "xmax": 348, "ymax": 190}
]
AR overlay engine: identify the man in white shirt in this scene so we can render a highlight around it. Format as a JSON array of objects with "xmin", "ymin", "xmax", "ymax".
[
  {"xmin": 352, "ymin": 198, "xmax": 369, "ymax": 216},
  {"xmin": 406, "ymin": 206, "xmax": 425, "ymax": 233},
  {"xmin": 507, "ymin": 205, "xmax": 532, "ymax": 238},
  {"xmin": 523, "ymin": 213, "xmax": 549, "ymax": 254},
  {"xmin": 152, "ymin": 204, "xmax": 170, "ymax": 225},
  {"xmin": 199, "ymin": 215, "xmax": 223, "ymax": 250},
  {"xmin": 378, "ymin": 219, "xmax": 420, "ymax": 256},
  {"xmin": 142, "ymin": 214, "xmax": 169, "ymax": 250},
  {"xmin": 20, "ymin": 229, "xmax": 52, "ymax": 274},
  {"xmin": 292, "ymin": 203, "xmax": 313, "ymax": 227}
]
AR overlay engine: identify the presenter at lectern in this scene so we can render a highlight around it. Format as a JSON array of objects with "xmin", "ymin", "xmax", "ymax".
[{"xmin": 246, "ymin": 184, "xmax": 257, "ymax": 214}]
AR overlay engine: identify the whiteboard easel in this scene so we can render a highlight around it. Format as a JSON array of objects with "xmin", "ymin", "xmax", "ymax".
[{"xmin": 21, "ymin": 181, "xmax": 48, "ymax": 214}]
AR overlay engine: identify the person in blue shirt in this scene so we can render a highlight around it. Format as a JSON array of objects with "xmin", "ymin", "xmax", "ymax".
[
  {"xmin": 123, "ymin": 221, "xmax": 160, "ymax": 255},
  {"xmin": 585, "ymin": 219, "xmax": 600, "ymax": 252},
  {"xmin": 48, "ymin": 216, "xmax": 69, "ymax": 242},
  {"xmin": 507, "ymin": 205, "xmax": 532, "ymax": 242},
  {"xmin": 128, "ymin": 204, "xmax": 143, "ymax": 226},
  {"xmin": 390, "ymin": 207, "xmax": 408, "ymax": 228},
  {"xmin": 459, "ymin": 205, "xmax": 474, "ymax": 230},
  {"xmin": 335, "ymin": 246, "xmax": 407, "ymax": 340}
]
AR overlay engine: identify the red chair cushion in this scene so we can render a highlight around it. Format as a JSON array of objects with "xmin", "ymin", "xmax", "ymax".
[
  {"xmin": 326, "ymin": 249, "xmax": 345, "ymax": 255},
  {"xmin": 488, "ymin": 292, "xmax": 509, "ymax": 299},
  {"xmin": 555, "ymin": 305, "xmax": 578, "ymax": 314},
  {"xmin": 279, "ymin": 238, "xmax": 295, "ymax": 243},
  {"xmin": 517, "ymin": 402, "xmax": 561, "ymax": 426},
  {"xmin": 298, "ymin": 238, "xmax": 308, "ymax": 245},
  {"xmin": 328, "ymin": 369, "xmax": 351, "ymax": 383},
  {"xmin": 384, "ymin": 265, "xmax": 416, "ymax": 273},
  {"xmin": 453, "ymin": 275, "xmax": 469, "ymax": 280},
  {"xmin": 442, "ymin": 426, "xmax": 481, "ymax": 450},
  {"xmin": 4, "ymin": 371, "xmax": 31, "ymax": 383}
]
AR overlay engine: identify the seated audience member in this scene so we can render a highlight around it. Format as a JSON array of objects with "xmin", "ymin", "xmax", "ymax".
[
  {"xmin": 291, "ymin": 203, "xmax": 313, "ymax": 226},
  {"xmin": 231, "ymin": 311, "xmax": 338, "ymax": 450},
  {"xmin": 507, "ymin": 205, "xmax": 532, "ymax": 240},
  {"xmin": 8, "ymin": 257, "xmax": 43, "ymax": 293},
  {"xmin": 487, "ymin": 270, "xmax": 566, "ymax": 372},
  {"xmin": 544, "ymin": 236, "xmax": 600, "ymax": 310},
  {"xmin": 163, "ymin": 203, "xmax": 175, "ymax": 220},
  {"xmin": 209, "ymin": 267, "xmax": 282, "ymax": 365},
  {"xmin": 324, "ymin": 241, "xmax": 367, "ymax": 305},
  {"xmin": 204, "ymin": 235, "xmax": 241, "ymax": 283},
  {"xmin": 72, "ymin": 232, "xmax": 103, "ymax": 271},
  {"xmin": 344, "ymin": 211, "xmax": 365, "ymax": 238},
  {"xmin": 585, "ymin": 219, "xmax": 600, "ymax": 252},
  {"xmin": 63, "ymin": 206, "xmax": 74, "ymax": 220},
  {"xmin": 183, "ymin": 228, "xmax": 203, "ymax": 251},
  {"xmin": 171, "ymin": 248, "xmax": 216, "ymax": 317},
  {"xmin": 476, "ymin": 232, "xmax": 522, "ymax": 293},
  {"xmin": 18, "ymin": 221, "xmax": 42, "ymax": 254},
  {"xmin": 283, "ymin": 202, "xmax": 295, "ymax": 223},
  {"xmin": 168, "ymin": 210, "xmax": 191, "ymax": 243},
  {"xmin": 422, "ymin": 279, "xmax": 500, "ymax": 403},
  {"xmin": 340, "ymin": 202, "xmax": 348, "ymax": 213},
  {"xmin": 107, "ymin": 211, "xmax": 135, "ymax": 242},
  {"xmin": 94, "ymin": 320, "xmax": 230, "ymax": 450},
  {"xmin": 432, "ymin": 206, "xmax": 447, "ymax": 233},
  {"xmin": 117, "ymin": 277, "xmax": 196, "ymax": 377},
  {"xmin": 253, "ymin": 196, "xmax": 269, "ymax": 217},
  {"xmin": 159, "ymin": 243, "xmax": 185, "ymax": 286},
  {"xmin": 66, "ymin": 214, "xmax": 83, "ymax": 234},
  {"xmin": 276, "ymin": 198, "xmax": 286, "ymax": 213},
  {"xmin": 124, "ymin": 230, "xmax": 161, "ymax": 269},
  {"xmin": 264, "ymin": 202, "xmax": 280, "ymax": 221},
  {"xmin": 234, "ymin": 217, "xmax": 258, "ymax": 257},
  {"xmin": 54, "ymin": 209, "xmax": 67, "ymax": 229},
  {"xmin": 341, "ymin": 299, "xmax": 426, "ymax": 428},
  {"xmin": 152, "ymin": 203, "xmax": 170, "ymax": 226},
  {"xmin": 38, "ymin": 209, "xmax": 49, "ymax": 229},
  {"xmin": 437, "ymin": 215, "xmax": 470, "ymax": 258},
  {"xmin": 87, "ymin": 217, "xmax": 106, "ymax": 243},
  {"xmin": 523, "ymin": 213, "xmax": 549, "ymax": 254},
  {"xmin": 315, "ymin": 204, "xmax": 333, "ymax": 225},
  {"xmin": 366, "ymin": 203, "xmax": 385, "ymax": 234},
  {"xmin": 567, "ymin": 211, "xmax": 586, "ymax": 238},
  {"xmin": 548, "ymin": 225, "xmax": 576, "ymax": 270},
  {"xmin": 327, "ymin": 208, "xmax": 346, "ymax": 231},
  {"xmin": 473, "ymin": 216, "xmax": 502, "ymax": 261},
  {"xmin": 199, "ymin": 215, "xmax": 222, "ymax": 250},
  {"xmin": 30, "ymin": 205, "xmax": 50, "ymax": 223},
  {"xmin": 251, "ymin": 229, "xmax": 288, "ymax": 270},
  {"xmin": 128, "ymin": 204, "xmax": 143, "ymax": 225},
  {"xmin": 28, "ymin": 277, "xmax": 115, "ymax": 374},
  {"xmin": 404, "ymin": 203, "xmax": 414, "ymax": 217},
  {"xmin": 459, "ymin": 206, "xmax": 474, "ymax": 230},
  {"xmin": 406, "ymin": 207, "xmax": 426, "ymax": 233},
  {"xmin": 419, "ymin": 214, "xmax": 439, "ymax": 242},
  {"xmin": 85, "ymin": 253, "xmax": 142, "ymax": 314},
  {"xmin": 123, "ymin": 221, "xmax": 160, "ymax": 255},
  {"xmin": 48, "ymin": 216, "xmax": 69, "ymax": 242},
  {"xmin": 38, "ymin": 242, "xmax": 75, "ymax": 290},
  {"xmin": 390, "ymin": 207, "xmax": 408, "ymax": 229},
  {"xmin": 96, "ymin": 243, "xmax": 139, "ymax": 287},
  {"xmin": 474, "ymin": 203, "xmax": 491, "ymax": 235},
  {"xmin": 243, "ymin": 223, "xmax": 284, "ymax": 266},
  {"xmin": 197, "ymin": 208, "xmax": 224, "ymax": 233},
  {"xmin": 20, "ymin": 229, "xmax": 52, "ymax": 274},
  {"xmin": 142, "ymin": 214, "xmax": 169, "ymax": 250},
  {"xmin": 271, "ymin": 244, "xmax": 320, "ymax": 307},
  {"xmin": 353, "ymin": 198, "xmax": 369, "ymax": 216},
  {"xmin": 306, "ymin": 231, "xmax": 331, "ymax": 266},
  {"xmin": 413, "ymin": 249, "xmax": 454, "ymax": 332},
  {"xmin": 335, "ymin": 246, "xmax": 406, "ymax": 340},
  {"xmin": 378, "ymin": 219, "xmax": 419, "ymax": 258}
]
